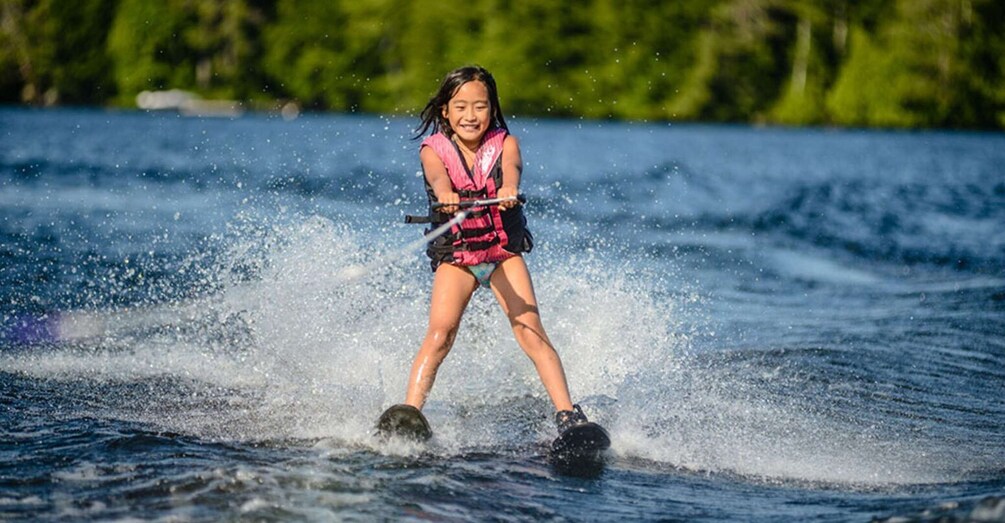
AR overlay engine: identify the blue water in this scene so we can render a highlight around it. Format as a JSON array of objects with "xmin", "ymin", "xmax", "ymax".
[{"xmin": 2, "ymin": 107, "xmax": 1004, "ymax": 521}]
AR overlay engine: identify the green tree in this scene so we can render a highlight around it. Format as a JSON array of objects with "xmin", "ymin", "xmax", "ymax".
[
  {"xmin": 552, "ymin": 0, "xmax": 712, "ymax": 120},
  {"xmin": 180, "ymin": 0, "xmax": 270, "ymax": 100},
  {"xmin": 484, "ymin": 0, "xmax": 597, "ymax": 117},
  {"xmin": 768, "ymin": 0, "xmax": 837, "ymax": 125},
  {"xmin": 1, "ymin": 0, "xmax": 1002, "ymax": 129},
  {"xmin": 0, "ymin": 0, "xmax": 117, "ymax": 104},
  {"xmin": 261, "ymin": 0, "xmax": 397, "ymax": 111},
  {"xmin": 670, "ymin": 0, "xmax": 794, "ymax": 122},
  {"xmin": 828, "ymin": 0, "xmax": 1003, "ymax": 128},
  {"xmin": 107, "ymin": 0, "xmax": 195, "ymax": 101},
  {"xmin": 826, "ymin": 25, "xmax": 916, "ymax": 127},
  {"xmin": 0, "ymin": 0, "xmax": 35, "ymax": 103},
  {"xmin": 962, "ymin": 0, "xmax": 1005, "ymax": 127},
  {"xmin": 107, "ymin": 0, "xmax": 266, "ymax": 104},
  {"xmin": 888, "ymin": 0, "xmax": 971, "ymax": 127}
]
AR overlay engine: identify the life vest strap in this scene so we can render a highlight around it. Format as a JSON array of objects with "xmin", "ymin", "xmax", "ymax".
[
  {"xmin": 427, "ymin": 235, "xmax": 501, "ymax": 254},
  {"xmin": 459, "ymin": 224, "xmax": 495, "ymax": 239},
  {"xmin": 457, "ymin": 189, "xmax": 487, "ymax": 199},
  {"xmin": 455, "ymin": 238, "xmax": 500, "ymax": 251}
]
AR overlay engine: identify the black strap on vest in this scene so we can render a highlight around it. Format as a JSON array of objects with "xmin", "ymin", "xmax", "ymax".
[{"xmin": 426, "ymin": 236, "xmax": 500, "ymax": 254}]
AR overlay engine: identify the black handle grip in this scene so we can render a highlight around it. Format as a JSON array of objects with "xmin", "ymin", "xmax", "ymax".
[{"xmin": 431, "ymin": 194, "xmax": 526, "ymax": 211}]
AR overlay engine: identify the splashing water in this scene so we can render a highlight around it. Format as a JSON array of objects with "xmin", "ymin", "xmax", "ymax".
[{"xmin": 2, "ymin": 208, "xmax": 977, "ymax": 489}]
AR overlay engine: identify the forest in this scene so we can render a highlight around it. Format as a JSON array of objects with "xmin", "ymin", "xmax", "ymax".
[{"xmin": 2, "ymin": 0, "xmax": 1004, "ymax": 129}]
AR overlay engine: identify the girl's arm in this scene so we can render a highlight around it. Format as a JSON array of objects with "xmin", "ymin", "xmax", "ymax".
[
  {"xmin": 498, "ymin": 135, "xmax": 523, "ymax": 209},
  {"xmin": 420, "ymin": 146, "xmax": 460, "ymax": 213}
]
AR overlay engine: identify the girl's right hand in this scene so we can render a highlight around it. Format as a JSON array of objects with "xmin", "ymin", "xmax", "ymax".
[{"xmin": 438, "ymin": 192, "xmax": 460, "ymax": 214}]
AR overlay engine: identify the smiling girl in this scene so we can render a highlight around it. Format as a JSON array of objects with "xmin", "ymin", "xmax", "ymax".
[{"xmin": 377, "ymin": 66, "xmax": 598, "ymax": 440}]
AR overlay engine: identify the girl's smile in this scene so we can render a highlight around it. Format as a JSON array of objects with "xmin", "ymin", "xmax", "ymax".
[{"xmin": 442, "ymin": 80, "xmax": 491, "ymax": 149}]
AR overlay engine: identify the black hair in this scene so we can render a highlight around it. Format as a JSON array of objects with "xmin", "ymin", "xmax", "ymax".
[{"xmin": 413, "ymin": 65, "xmax": 509, "ymax": 139}]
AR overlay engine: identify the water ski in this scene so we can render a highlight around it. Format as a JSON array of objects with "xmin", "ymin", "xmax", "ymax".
[
  {"xmin": 376, "ymin": 404, "xmax": 432, "ymax": 442},
  {"xmin": 550, "ymin": 422, "xmax": 611, "ymax": 475}
]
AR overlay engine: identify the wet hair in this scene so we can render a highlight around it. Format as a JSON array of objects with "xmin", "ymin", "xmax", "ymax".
[{"xmin": 414, "ymin": 65, "xmax": 509, "ymax": 139}]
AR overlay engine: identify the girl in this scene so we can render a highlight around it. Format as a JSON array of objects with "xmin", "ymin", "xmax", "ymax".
[{"xmin": 377, "ymin": 66, "xmax": 594, "ymax": 440}]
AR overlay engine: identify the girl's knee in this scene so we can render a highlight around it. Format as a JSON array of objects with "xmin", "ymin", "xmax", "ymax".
[
  {"xmin": 511, "ymin": 318, "xmax": 544, "ymax": 340},
  {"xmin": 512, "ymin": 324, "xmax": 555, "ymax": 356},
  {"xmin": 424, "ymin": 325, "xmax": 459, "ymax": 354}
]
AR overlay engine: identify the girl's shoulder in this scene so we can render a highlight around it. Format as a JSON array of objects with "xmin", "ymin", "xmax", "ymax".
[{"xmin": 502, "ymin": 133, "xmax": 520, "ymax": 152}]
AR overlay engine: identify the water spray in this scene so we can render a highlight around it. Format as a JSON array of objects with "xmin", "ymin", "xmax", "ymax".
[{"xmin": 0, "ymin": 197, "xmax": 525, "ymax": 347}]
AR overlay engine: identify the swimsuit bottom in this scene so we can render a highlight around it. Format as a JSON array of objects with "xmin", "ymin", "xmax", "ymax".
[{"xmin": 466, "ymin": 262, "xmax": 498, "ymax": 289}]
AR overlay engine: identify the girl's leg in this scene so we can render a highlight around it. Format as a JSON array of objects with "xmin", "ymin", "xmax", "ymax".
[
  {"xmin": 490, "ymin": 256, "xmax": 575, "ymax": 412},
  {"xmin": 404, "ymin": 263, "xmax": 478, "ymax": 409}
]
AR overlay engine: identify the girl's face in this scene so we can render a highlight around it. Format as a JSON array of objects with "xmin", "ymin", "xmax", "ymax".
[{"xmin": 442, "ymin": 80, "xmax": 491, "ymax": 147}]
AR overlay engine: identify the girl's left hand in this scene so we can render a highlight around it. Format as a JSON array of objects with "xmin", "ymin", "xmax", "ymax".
[{"xmin": 497, "ymin": 186, "xmax": 519, "ymax": 210}]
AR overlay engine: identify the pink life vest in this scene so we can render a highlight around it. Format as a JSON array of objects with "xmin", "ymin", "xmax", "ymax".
[{"xmin": 420, "ymin": 129, "xmax": 515, "ymax": 266}]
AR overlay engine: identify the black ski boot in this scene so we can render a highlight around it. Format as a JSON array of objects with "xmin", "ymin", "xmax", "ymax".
[{"xmin": 555, "ymin": 404, "xmax": 590, "ymax": 435}]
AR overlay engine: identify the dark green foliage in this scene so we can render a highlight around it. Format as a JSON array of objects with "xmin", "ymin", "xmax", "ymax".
[
  {"xmin": 1, "ymin": 0, "xmax": 118, "ymax": 104},
  {"xmin": 2, "ymin": 0, "xmax": 1004, "ymax": 129},
  {"xmin": 261, "ymin": 0, "xmax": 404, "ymax": 111},
  {"xmin": 106, "ymin": 0, "xmax": 268, "ymax": 104}
]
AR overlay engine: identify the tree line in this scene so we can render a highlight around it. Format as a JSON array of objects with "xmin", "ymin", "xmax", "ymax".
[{"xmin": 2, "ymin": 0, "xmax": 1003, "ymax": 129}]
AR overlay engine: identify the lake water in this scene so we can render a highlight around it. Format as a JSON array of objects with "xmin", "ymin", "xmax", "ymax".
[{"xmin": 2, "ymin": 108, "xmax": 1004, "ymax": 521}]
